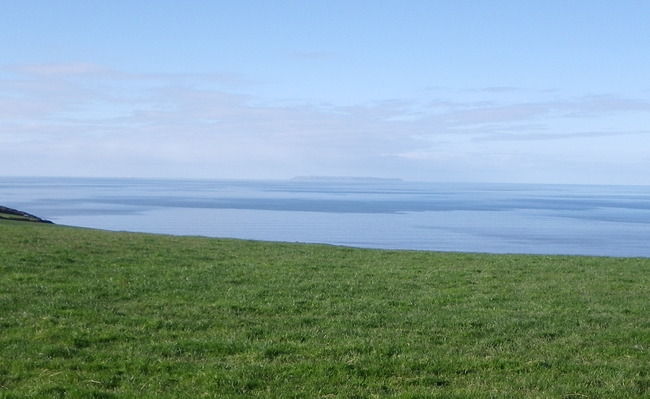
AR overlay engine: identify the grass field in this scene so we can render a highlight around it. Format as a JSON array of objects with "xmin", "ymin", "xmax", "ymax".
[{"xmin": 1, "ymin": 220, "xmax": 650, "ymax": 398}]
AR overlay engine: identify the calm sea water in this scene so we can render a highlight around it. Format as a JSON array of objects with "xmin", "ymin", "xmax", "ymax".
[{"xmin": 3, "ymin": 176, "xmax": 650, "ymax": 257}]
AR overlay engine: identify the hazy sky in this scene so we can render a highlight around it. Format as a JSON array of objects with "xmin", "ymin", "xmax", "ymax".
[{"xmin": 3, "ymin": 1, "xmax": 650, "ymax": 184}]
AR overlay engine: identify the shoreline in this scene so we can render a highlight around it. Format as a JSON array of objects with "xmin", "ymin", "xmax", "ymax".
[{"xmin": 0, "ymin": 205, "xmax": 53, "ymax": 224}]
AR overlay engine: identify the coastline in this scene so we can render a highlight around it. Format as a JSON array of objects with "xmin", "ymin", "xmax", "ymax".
[{"xmin": 0, "ymin": 205, "xmax": 53, "ymax": 223}]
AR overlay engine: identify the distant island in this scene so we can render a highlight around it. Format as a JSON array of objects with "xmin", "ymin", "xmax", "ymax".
[
  {"xmin": 0, "ymin": 205, "xmax": 53, "ymax": 224},
  {"xmin": 291, "ymin": 176, "xmax": 404, "ymax": 183}
]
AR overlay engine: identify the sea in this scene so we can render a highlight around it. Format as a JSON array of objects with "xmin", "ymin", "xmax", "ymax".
[{"xmin": 3, "ymin": 176, "xmax": 650, "ymax": 258}]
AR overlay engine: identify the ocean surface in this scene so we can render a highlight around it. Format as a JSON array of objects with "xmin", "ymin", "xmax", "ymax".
[{"xmin": 3, "ymin": 176, "xmax": 650, "ymax": 257}]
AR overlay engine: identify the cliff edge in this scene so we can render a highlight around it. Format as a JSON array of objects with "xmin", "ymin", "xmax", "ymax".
[{"xmin": 0, "ymin": 206, "xmax": 53, "ymax": 223}]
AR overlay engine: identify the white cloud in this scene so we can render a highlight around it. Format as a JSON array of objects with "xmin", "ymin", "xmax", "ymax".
[
  {"xmin": 2, "ymin": 63, "xmax": 650, "ymax": 184},
  {"xmin": 10, "ymin": 62, "xmax": 113, "ymax": 76}
]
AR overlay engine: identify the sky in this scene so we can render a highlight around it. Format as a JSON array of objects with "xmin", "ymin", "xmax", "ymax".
[{"xmin": 2, "ymin": 1, "xmax": 650, "ymax": 185}]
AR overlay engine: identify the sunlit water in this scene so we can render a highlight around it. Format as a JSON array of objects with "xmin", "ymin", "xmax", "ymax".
[{"xmin": 3, "ymin": 177, "xmax": 650, "ymax": 257}]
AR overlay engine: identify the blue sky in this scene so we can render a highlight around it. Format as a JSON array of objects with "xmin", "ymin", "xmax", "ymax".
[{"xmin": 2, "ymin": 1, "xmax": 650, "ymax": 184}]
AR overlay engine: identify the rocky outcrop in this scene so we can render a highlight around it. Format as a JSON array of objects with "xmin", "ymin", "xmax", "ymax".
[{"xmin": 0, "ymin": 206, "xmax": 53, "ymax": 223}]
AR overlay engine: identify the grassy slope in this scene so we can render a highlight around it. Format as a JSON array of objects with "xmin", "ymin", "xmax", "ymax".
[
  {"xmin": 1, "ymin": 220, "xmax": 650, "ymax": 398},
  {"xmin": 0, "ymin": 208, "xmax": 50, "ymax": 223}
]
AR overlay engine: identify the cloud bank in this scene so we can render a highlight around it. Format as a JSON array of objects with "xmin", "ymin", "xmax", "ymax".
[{"xmin": 2, "ymin": 63, "xmax": 650, "ymax": 184}]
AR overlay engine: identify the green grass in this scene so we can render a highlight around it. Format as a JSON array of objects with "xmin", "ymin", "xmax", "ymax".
[
  {"xmin": 1, "ymin": 220, "xmax": 650, "ymax": 398},
  {"xmin": 0, "ymin": 212, "xmax": 41, "ymax": 223}
]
